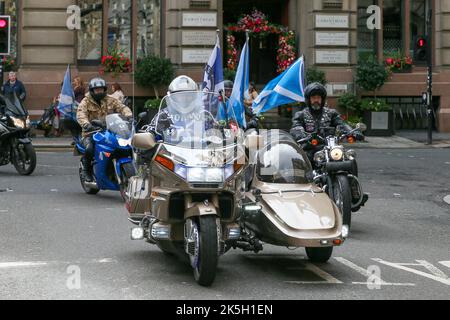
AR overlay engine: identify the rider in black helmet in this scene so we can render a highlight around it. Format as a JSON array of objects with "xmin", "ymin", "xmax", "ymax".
[{"xmin": 290, "ymin": 82, "xmax": 363, "ymax": 143}]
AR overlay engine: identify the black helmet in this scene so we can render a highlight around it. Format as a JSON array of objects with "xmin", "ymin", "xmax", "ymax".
[
  {"xmin": 89, "ymin": 77, "xmax": 108, "ymax": 103},
  {"xmin": 304, "ymin": 82, "xmax": 327, "ymax": 111},
  {"xmin": 224, "ymin": 80, "xmax": 234, "ymax": 90}
]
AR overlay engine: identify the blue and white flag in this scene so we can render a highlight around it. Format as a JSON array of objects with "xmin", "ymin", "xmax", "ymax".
[
  {"xmin": 202, "ymin": 34, "xmax": 224, "ymax": 94},
  {"xmin": 229, "ymin": 35, "xmax": 250, "ymax": 128},
  {"xmin": 252, "ymin": 56, "xmax": 306, "ymax": 115},
  {"xmin": 57, "ymin": 65, "xmax": 76, "ymax": 120}
]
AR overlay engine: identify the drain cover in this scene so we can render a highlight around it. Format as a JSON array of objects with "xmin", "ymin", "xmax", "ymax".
[{"xmin": 444, "ymin": 195, "xmax": 450, "ymax": 205}]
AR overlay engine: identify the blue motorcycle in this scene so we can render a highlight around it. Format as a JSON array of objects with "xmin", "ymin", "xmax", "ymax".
[{"xmin": 75, "ymin": 114, "xmax": 136, "ymax": 200}]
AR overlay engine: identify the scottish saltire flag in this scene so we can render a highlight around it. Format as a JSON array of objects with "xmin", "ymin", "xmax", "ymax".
[
  {"xmin": 252, "ymin": 57, "xmax": 306, "ymax": 115},
  {"xmin": 202, "ymin": 34, "xmax": 225, "ymax": 94},
  {"xmin": 229, "ymin": 36, "xmax": 250, "ymax": 128},
  {"xmin": 57, "ymin": 65, "xmax": 76, "ymax": 120}
]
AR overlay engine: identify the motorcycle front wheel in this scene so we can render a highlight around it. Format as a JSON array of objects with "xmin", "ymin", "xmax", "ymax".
[
  {"xmin": 119, "ymin": 162, "xmax": 136, "ymax": 202},
  {"xmin": 187, "ymin": 217, "xmax": 219, "ymax": 287},
  {"xmin": 332, "ymin": 175, "xmax": 352, "ymax": 228},
  {"xmin": 12, "ymin": 143, "xmax": 37, "ymax": 176}
]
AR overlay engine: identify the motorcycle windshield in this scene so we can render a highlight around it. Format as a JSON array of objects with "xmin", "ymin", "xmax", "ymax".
[
  {"xmin": 2, "ymin": 93, "xmax": 27, "ymax": 117},
  {"xmin": 106, "ymin": 114, "xmax": 131, "ymax": 139},
  {"xmin": 257, "ymin": 134, "xmax": 312, "ymax": 184},
  {"xmin": 155, "ymin": 91, "xmax": 243, "ymax": 148}
]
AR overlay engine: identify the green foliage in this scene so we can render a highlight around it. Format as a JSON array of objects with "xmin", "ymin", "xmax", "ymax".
[
  {"xmin": 347, "ymin": 115, "xmax": 363, "ymax": 128},
  {"xmin": 144, "ymin": 98, "xmax": 162, "ymax": 110},
  {"xmin": 360, "ymin": 98, "xmax": 391, "ymax": 112},
  {"xmin": 224, "ymin": 68, "xmax": 236, "ymax": 81},
  {"xmin": 135, "ymin": 55, "xmax": 175, "ymax": 98},
  {"xmin": 306, "ymin": 66, "xmax": 327, "ymax": 85},
  {"xmin": 337, "ymin": 93, "xmax": 361, "ymax": 113},
  {"xmin": 356, "ymin": 55, "xmax": 389, "ymax": 95}
]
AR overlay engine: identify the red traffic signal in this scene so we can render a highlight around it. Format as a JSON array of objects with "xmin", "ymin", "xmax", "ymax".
[
  {"xmin": 0, "ymin": 19, "xmax": 7, "ymax": 29},
  {"xmin": 417, "ymin": 37, "xmax": 426, "ymax": 48}
]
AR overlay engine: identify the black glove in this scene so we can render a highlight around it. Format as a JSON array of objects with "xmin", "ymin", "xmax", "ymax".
[
  {"xmin": 84, "ymin": 123, "xmax": 96, "ymax": 132},
  {"xmin": 246, "ymin": 118, "xmax": 259, "ymax": 131}
]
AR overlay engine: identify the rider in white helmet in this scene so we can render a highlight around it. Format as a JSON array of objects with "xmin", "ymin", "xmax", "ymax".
[{"xmin": 148, "ymin": 75, "xmax": 198, "ymax": 135}]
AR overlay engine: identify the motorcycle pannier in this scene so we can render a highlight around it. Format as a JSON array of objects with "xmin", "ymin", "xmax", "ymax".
[{"xmin": 126, "ymin": 176, "xmax": 152, "ymax": 218}]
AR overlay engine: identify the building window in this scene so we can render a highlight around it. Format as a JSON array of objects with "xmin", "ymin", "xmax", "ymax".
[
  {"xmin": 383, "ymin": 0, "xmax": 404, "ymax": 54},
  {"xmin": 108, "ymin": 0, "xmax": 132, "ymax": 56},
  {"xmin": 357, "ymin": 0, "xmax": 377, "ymax": 60},
  {"xmin": 78, "ymin": 0, "xmax": 103, "ymax": 64},
  {"xmin": 137, "ymin": 0, "xmax": 161, "ymax": 58}
]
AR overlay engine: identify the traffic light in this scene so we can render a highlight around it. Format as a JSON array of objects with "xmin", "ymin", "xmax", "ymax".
[
  {"xmin": 0, "ymin": 16, "xmax": 10, "ymax": 55},
  {"xmin": 414, "ymin": 36, "xmax": 428, "ymax": 62}
]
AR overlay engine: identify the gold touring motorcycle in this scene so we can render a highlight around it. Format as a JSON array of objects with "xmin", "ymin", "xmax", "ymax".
[{"xmin": 127, "ymin": 91, "xmax": 347, "ymax": 286}]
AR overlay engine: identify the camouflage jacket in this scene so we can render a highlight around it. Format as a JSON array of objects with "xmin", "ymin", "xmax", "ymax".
[{"xmin": 77, "ymin": 94, "xmax": 132, "ymax": 137}]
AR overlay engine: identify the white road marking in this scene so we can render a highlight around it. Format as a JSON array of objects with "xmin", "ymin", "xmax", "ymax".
[
  {"xmin": 0, "ymin": 262, "xmax": 48, "ymax": 269},
  {"xmin": 373, "ymin": 258, "xmax": 450, "ymax": 286},
  {"xmin": 439, "ymin": 261, "xmax": 450, "ymax": 268},
  {"xmin": 0, "ymin": 258, "xmax": 116, "ymax": 270},
  {"xmin": 335, "ymin": 257, "xmax": 415, "ymax": 286},
  {"xmin": 38, "ymin": 165, "xmax": 77, "ymax": 170},
  {"xmin": 443, "ymin": 195, "xmax": 450, "ymax": 205},
  {"xmin": 286, "ymin": 263, "xmax": 343, "ymax": 284}
]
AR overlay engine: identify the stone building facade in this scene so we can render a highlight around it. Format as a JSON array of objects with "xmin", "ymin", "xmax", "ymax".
[{"xmin": 5, "ymin": 0, "xmax": 450, "ymax": 131}]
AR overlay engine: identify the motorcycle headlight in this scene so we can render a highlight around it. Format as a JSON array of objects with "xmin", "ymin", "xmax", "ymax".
[
  {"xmin": 11, "ymin": 117, "xmax": 25, "ymax": 129},
  {"xmin": 187, "ymin": 168, "xmax": 224, "ymax": 183},
  {"xmin": 314, "ymin": 151, "xmax": 326, "ymax": 163},
  {"xmin": 330, "ymin": 147, "xmax": 344, "ymax": 161}
]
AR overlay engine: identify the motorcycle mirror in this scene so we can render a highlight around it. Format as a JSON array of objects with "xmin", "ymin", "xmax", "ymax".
[
  {"xmin": 131, "ymin": 132, "xmax": 157, "ymax": 151},
  {"xmin": 356, "ymin": 123, "xmax": 367, "ymax": 132}
]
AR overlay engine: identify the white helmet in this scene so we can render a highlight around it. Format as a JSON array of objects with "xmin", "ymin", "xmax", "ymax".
[{"xmin": 168, "ymin": 75, "xmax": 198, "ymax": 94}]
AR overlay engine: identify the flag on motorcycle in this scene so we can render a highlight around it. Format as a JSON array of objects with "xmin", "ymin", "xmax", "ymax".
[
  {"xmin": 202, "ymin": 33, "xmax": 224, "ymax": 94},
  {"xmin": 57, "ymin": 65, "xmax": 76, "ymax": 121},
  {"xmin": 229, "ymin": 33, "xmax": 250, "ymax": 128},
  {"xmin": 252, "ymin": 56, "xmax": 306, "ymax": 115}
]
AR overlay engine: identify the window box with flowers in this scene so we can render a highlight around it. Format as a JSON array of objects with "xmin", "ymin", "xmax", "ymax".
[
  {"xmin": 100, "ymin": 48, "xmax": 132, "ymax": 78},
  {"xmin": 2, "ymin": 56, "xmax": 17, "ymax": 72},
  {"xmin": 385, "ymin": 51, "xmax": 413, "ymax": 73}
]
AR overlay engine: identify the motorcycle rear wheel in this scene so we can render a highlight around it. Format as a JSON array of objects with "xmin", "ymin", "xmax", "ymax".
[
  {"xmin": 12, "ymin": 143, "xmax": 37, "ymax": 176},
  {"xmin": 79, "ymin": 162, "xmax": 100, "ymax": 195}
]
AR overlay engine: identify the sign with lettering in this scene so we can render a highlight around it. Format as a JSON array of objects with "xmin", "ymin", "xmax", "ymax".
[
  {"xmin": 182, "ymin": 49, "xmax": 212, "ymax": 64},
  {"xmin": 315, "ymin": 14, "xmax": 349, "ymax": 28},
  {"xmin": 316, "ymin": 50, "xmax": 349, "ymax": 64},
  {"xmin": 182, "ymin": 13, "xmax": 217, "ymax": 27},
  {"xmin": 182, "ymin": 31, "xmax": 217, "ymax": 45},
  {"xmin": 316, "ymin": 32, "xmax": 349, "ymax": 46}
]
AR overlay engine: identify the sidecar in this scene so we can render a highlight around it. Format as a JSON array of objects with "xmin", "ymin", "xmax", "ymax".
[{"xmin": 242, "ymin": 131, "xmax": 348, "ymax": 262}]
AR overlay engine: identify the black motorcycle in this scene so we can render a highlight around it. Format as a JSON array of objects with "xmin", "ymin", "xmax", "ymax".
[
  {"xmin": 0, "ymin": 93, "xmax": 37, "ymax": 175},
  {"xmin": 298, "ymin": 124, "xmax": 368, "ymax": 229}
]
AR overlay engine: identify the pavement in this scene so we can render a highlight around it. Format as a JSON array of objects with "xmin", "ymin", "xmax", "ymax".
[
  {"xmin": 1, "ymin": 150, "xmax": 449, "ymax": 300},
  {"xmin": 31, "ymin": 130, "xmax": 450, "ymax": 150}
]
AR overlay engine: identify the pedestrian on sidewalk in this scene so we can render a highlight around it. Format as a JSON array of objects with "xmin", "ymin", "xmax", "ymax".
[
  {"xmin": 73, "ymin": 76, "xmax": 86, "ymax": 104},
  {"xmin": 109, "ymin": 82, "xmax": 125, "ymax": 104},
  {"xmin": 2, "ymin": 72, "xmax": 27, "ymax": 103}
]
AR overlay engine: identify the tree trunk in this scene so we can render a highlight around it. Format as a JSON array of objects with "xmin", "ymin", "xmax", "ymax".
[{"xmin": 153, "ymin": 85, "xmax": 159, "ymax": 100}]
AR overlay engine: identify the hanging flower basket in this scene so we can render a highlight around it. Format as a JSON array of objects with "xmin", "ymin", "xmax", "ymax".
[{"xmin": 225, "ymin": 9, "xmax": 297, "ymax": 74}]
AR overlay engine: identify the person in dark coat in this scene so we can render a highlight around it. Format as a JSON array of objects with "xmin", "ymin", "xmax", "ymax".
[{"xmin": 2, "ymin": 72, "xmax": 26, "ymax": 102}]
